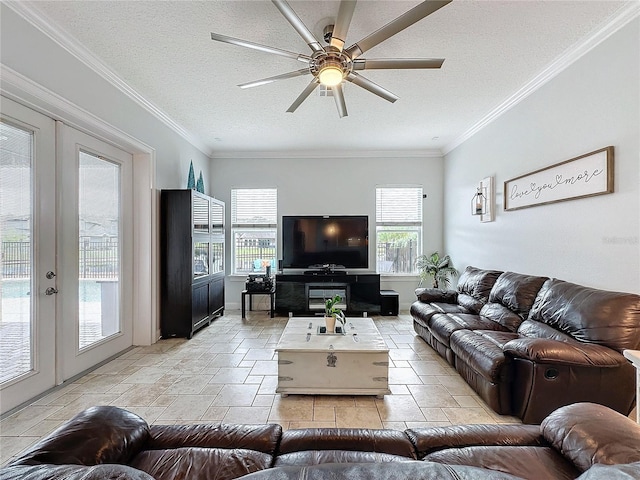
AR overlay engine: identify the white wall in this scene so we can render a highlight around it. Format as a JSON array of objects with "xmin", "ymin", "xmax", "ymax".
[
  {"xmin": 0, "ymin": 4, "xmax": 210, "ymax": 191},
  {"xmin": 443, "ymin": 19, "xmax": 639, "ymax": 294},
  {"xmin": 210, "ymin": 154, "xmax": 445, "ymax": 310}
]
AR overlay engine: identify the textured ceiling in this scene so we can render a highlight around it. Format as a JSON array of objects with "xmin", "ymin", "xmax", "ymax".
[{"xmin": 21, "ymin": 0, "xmax": 632, "ymax": 156}]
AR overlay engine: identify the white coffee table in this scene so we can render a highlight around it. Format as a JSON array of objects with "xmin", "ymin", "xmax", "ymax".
[{"xmin": 275, "ymin": 317, "xmax": 390, "ymax": 397}]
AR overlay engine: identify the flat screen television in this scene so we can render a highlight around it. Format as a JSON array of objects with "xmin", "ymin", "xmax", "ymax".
[{"xmin": 282, "ymin": 215, "xmax": 369, "ymax": 269}]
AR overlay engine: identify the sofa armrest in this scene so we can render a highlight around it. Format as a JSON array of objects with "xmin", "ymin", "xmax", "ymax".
[
  {"xmin": 9, "ymin": 406, "xmax": 149, "ymax": 467},
  {"xmin": 503, "ymin": 338, "xmax": 628, "ymax": 367},
  {"xmin": 415, "ymin": 288, "xmax": 458, "ymax": 304},
  {"xmin": 541, "ymin": 402, "xmax": 640, "ymax": 472},
  {"xmin": 404, "ymin": 424, "xmax": 543, "ymax": 459}
]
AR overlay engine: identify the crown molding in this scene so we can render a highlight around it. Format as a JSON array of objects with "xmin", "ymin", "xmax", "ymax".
[
  {"xmin": 1, "ymin": 64, "xmax": 156, "ymax": 156},
  {"xmin": 3, "ymin": 0, "xmax": 210, "ymax": 156},
  {"xmin": 443, "ymin": 1, "xmax": 640, "ymax": 156},
  {"xmin": 210, "ymin": 148, "xmax": 443, "ymax": 160}
]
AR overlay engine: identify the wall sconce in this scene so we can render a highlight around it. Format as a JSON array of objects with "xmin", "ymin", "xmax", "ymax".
[
  {"xmin": 471, "ymin": 187, "xmax": 487, "ymax": 216},
  {"xmin": 471, "ymin": 176, "xmax": 495, "ymax": 222}
]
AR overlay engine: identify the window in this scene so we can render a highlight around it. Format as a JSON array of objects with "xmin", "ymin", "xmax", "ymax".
[
  {"xmin": 231, "ymin": 188, "xmax": 277, "ymax": 275},
  {"xmin": 376, "ymin": 186, "xmax": 423, "ymax": 274}
]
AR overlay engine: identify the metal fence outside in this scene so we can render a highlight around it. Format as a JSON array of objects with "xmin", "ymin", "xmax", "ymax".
[
  {"xmin": 376, "ymin": 240, "xmax": 417, "ymax": 274},
  {"xmin": 234, "ymin": 237, "xmax": 276, "ymax": 274},
  {"xmin": 2, "ymin": 237, "xmax": 119, "ymax": 279}
]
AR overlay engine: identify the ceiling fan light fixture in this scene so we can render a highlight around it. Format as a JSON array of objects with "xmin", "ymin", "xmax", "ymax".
[{"xmin": 318, "ymin": 65, "xmax": 344, "ymax": 87}]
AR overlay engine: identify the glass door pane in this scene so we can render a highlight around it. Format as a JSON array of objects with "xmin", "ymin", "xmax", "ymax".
[
  {"xmin": 78, "ymin": 151, "xmax": 121, "ymax": 349},
  {"xmin": 0, "ymin": 122, "xmax": 33, "ymax": 383}
]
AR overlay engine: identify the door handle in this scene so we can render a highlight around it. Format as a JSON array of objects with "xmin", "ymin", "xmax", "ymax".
[
  {"xmin": 45, "ymin": 287, "xmax": 59, "ymax": 295},
  {"xmin": 46, "ymin": 271, "xmax": 56, "ymax": 279}
]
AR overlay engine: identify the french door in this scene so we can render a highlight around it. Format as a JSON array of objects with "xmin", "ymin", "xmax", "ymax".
[
  {"xmin": 0, "ymin": 97, "xmax": 134, "ymax": 413},
  {"xmin": 57, "ymin": 123, "xmax": 133, "ymax": 380},
  {"xmin": 0, "ymin": 97, "xmax": 57, "ymax": 411}
]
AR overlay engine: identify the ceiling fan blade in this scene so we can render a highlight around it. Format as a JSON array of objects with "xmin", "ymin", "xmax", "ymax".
[
  {"xmin": 287, "ymin": 79, "xmax": 320, "ymax": 113},
  {"xmin": 272, "ymin": 0, "xmax": 324, "ymax": 53},
  {"xmin": 211, "ymin": 32, "xmax": 310, "ymax": 63},
  {"xmin": 330, "ymin": 0, "xmax": 357, "ymax": 51},
  {"xmin": 345, "ymin": 0, "xmax": 451, "ymax": 60},
  {"xmin": 332, "ymin": 84, "xmax": 348, "ymax": 117},
  {"xmin": 347, "ymin": 72, "xmax": 398, "ymax": 103},
  {"xmin": 353, "ymin": 58, "xmax": 444, "ymax": 70},
  {"xmin": 239, "ymin": 69, "xmax": 310, "ymax": 89}
]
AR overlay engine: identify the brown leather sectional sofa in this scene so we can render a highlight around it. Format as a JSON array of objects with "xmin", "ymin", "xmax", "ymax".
[
  {"xmin": 1, "ymin": 403, "xmax": 639, "ymax": 479},
  {"xmin": 410, "ymin": 266, "xmax": 640, "ymax": 423}
]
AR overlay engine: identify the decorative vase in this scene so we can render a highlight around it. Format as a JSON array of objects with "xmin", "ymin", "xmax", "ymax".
[
  {"xmin": 325, "ymin": 316, "xmax": 336, "ymax": 333},
  {"xmin": 187, "ymin": 161, "xmax": 196, "ymax": 189}
]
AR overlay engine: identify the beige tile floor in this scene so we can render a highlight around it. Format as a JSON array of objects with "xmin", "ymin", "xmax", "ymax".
[{"xmin": 0, "ymin": 311, "xmax": 522, "ymax": 466}]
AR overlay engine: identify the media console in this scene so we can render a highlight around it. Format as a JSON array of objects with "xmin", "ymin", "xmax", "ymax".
[{"xmin": 275, "ymin": 272, "xmax": 381, "ymax": 316}]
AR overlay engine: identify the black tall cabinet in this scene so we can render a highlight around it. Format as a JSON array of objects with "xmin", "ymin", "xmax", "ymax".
[{"xmin": 161, "ymin": 189, "xmax": 225, "ymax": 338}]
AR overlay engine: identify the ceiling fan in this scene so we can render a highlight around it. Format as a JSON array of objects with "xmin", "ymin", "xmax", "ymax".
[{"xmin": 211, "ymin": 0, "xmax": 451, "ymax": 117}]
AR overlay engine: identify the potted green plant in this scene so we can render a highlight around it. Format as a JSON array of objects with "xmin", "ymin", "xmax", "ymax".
[
  {"xmin": 324, "ymin": 294, "xmax": 345, "ymax": 333},
  {"xmin": 416, "ymin": 251, "xmax": 458, "ymax": 289}
]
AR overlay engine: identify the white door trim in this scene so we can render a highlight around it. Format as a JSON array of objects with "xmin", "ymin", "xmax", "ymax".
[{"xmin": 1, "ymin": 64, "xmax": 158, "ymax": 346}]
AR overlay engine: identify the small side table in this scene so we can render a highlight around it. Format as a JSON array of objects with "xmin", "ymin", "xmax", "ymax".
[
  {"xmin": 623, "ymin": 349, "xmax": 640, "ymax": 423},
  {"xmin": 242, "ymin": 289, "xmax": 275, "ymax": 319}
]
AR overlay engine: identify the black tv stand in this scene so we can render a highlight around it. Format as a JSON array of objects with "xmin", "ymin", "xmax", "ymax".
[
  {"xmin": 304, "ymin": 269, "xmax": 348, "ymax": 276},
  {"xmin": 275, "ymin": 273, "xmax": 380, "ymax": 315}
]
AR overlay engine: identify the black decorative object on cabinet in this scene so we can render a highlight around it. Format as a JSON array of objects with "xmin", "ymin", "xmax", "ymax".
[{"xmin": 161, "ymin": 189, "xmax": 225, "ymax": 339}]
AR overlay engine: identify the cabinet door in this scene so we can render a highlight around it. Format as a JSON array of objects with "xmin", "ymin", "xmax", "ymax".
[
  {"xmin": 209, "ymin": 275, "xmax": 225, "ymax": 316},
  {"xmin": 275, "ymin": 281, "xmax": 306, "ymax": 314},
  {"xmin": 192, "ymin": 283, "xmax": 210, "ymax": 335},
  {"xmin": 350, "ymin": 275, "xmax": 381, "ymax": 313}
]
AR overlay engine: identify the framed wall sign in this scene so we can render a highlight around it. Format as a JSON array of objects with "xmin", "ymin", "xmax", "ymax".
[{"xmin": 504, "ymin": 146, "xmax": 614, "ymax": 211}]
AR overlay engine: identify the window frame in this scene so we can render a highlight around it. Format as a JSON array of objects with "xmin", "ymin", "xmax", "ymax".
[
  {"xmin": 230, "ymin": 188, "xmax": 277, "ymax": 275},
  {"xmin": 375, "ymin": 186, "xmax": 423, "ymax": 276}
]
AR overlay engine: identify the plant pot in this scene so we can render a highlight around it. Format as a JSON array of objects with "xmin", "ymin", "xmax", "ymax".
[{"xmin": 325, "ymin": 316, "xmax": 336, "ymax": 333}]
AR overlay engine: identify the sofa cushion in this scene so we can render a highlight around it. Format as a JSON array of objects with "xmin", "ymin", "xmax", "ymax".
[
  {"xmin": 541, "ymin": 403, "xmax": 640, "ymax": 472},
  {"xmin": 432, "ymin": 302, "xmax": 470, "ymax": 315},
  {"xmin": 405, "ymin": 423, "xmax": 543, "ymax": 459},
  {"xmin": 517, "ymin": 319, "xmax": 577, "ymax": 343},
  {"xmin": 274, "ymin": 450, "xmax": 413, "ymax": 466},
  {"xmin": 529, "ymin": 279, "xmax": 640, "ymax": 352},
  {"xmin": 476, "ymin": 272, "xmax": 547, "ymax": 332},
  {"xmin": 10, "ymin": 406, "xmax": 149, "ymax": 467},
  {"xmin": 415, "ymin": 288, "xmax": 458, "ymax": 304},
  {"xmin": 456, "ymin": 294, "xmax": 485, "ymax": 314},
  {"xmin": 478, "ymin": 303, "xmax": 524, "ymax": 332},
  {"xmin": 456, "ymin": 267, "xmax": 504, "ymax": 313},
  {"xmin": 575, "ymin": 462, "xmax": 640, "ymax": 479},
  {"xmin": 424, "ymin": 445, "xmax": 580, "ymax": 480},
  {"xmin": 410, "ymin": 302, "xmax": 464, "ymax": 329},
  {"xmin": 129, "ymin": 447, "xmax": 273, "ymax": 480},
  {"xmin": 147, "ymin": 423, "xmax": 282, "ymax": 455},
  {"xmin": 473, "ymin": 331, "xmax": 520, "ymax": 349},
  {"xmin": 487, "ymin": 272, "xmax": 548, "ymax": 318},
  {"xmin": 277, "ymin": 428, "xmax": 416, "ymax": 459},
  {"xmin": 0, "ymin": 464, "xmax": 155, "ymax": 480},
  {"xmin": 239, "ymin": 461, "xmax": 524, "ymax": 480},
  {"xmin": 450, "ymin": 330, "xmax": 512, "ymax": 383}
]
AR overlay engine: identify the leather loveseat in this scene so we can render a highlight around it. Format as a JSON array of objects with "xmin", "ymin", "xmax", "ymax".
[
  {"xmin": 1, "ymin": 403, "xmax": 639, "ymax": 479},
  {"xmin": 410, "ymin": 266, "xmax": 640, "ymax": 423}
]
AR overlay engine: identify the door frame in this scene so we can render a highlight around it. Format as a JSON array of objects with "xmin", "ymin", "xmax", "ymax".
[{"xmin": 2, "ymin": 66, "xmax": 158, "ymax": 348}]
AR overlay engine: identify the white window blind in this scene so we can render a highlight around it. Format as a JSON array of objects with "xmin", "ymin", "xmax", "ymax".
[
  {"xmin": 231, "ymin": 188, "xmax": 277, "ymax": 227},
  {"xmin": 376, "ymin": 187, "xmax": 422, "ymax": 225}
]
